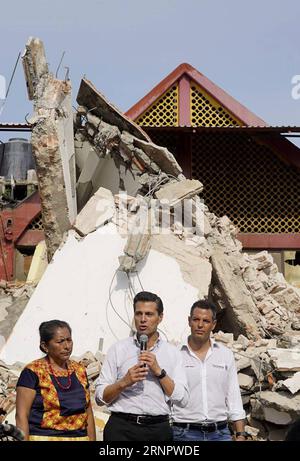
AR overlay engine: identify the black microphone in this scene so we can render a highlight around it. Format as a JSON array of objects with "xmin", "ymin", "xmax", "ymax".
[
  {"xmin": 139, "ymin": 334, "xmax": 148, "ymax": 367},
  {"xmin": 1, "ymin": 423, "xmax": 25, "ymax": 441}
]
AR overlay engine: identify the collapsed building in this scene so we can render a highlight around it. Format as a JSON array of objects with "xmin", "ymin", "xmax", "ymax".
[{"xmin": 0, "ymin": 37, "xmax": 300, "ymax": 440}]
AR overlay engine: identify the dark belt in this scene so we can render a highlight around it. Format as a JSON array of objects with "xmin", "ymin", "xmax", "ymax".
[
  {"xmin": 173, "ymin": 420, "xmax": 228, "ymax": 432},
  {"xmin": 112, "ymin": 412, "xmax": 170, "ymax": 425}
]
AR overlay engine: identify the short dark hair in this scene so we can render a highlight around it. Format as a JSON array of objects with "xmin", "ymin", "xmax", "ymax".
[
  {"xmin": 39, "ymin": 320, "xmax": 72, "ymax": 353},
  {"xmin": 189, "ymin": 300, "xmax": 217, "ymax": 321},
  {"xmin": 133, "ymin": 291, "xmax": 163, "ymax": 315}
]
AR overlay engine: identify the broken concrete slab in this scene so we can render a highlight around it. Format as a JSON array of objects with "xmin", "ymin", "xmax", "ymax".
[
  {"xmin": 236, "ymin": 334, "xmax": 251, "ymax": 349},
  {"xmin": 77, "ymin": 79, "xmax": 150, "ymax": 142},
  {"xmin": 214, "ymin": 331, "xmax": 234, "ymax": 345},
  {"xmin": 155, "ymin": 179, "xmax": 203, "ymax": 207},
  {"xmin": 133, "ymin": 138, "xmax": 182, "ymax": 177},
  {"xmin": 0, "ymin": 296, "xmax": 30, "ymax": 347},
  {"xmin": 278, "ymin": 372, "xmax": 300, "ymax": 394},
  {"xmin": 235, "ymin": 355, "xmax": 252, "ymax": 371},
  {"xmin": 123, "ymin": 232, "xmax": 151, "ymax": 263},
  {"xmin": 86, "ymin": 115, "xmax": 121, "ymax": 156},
  {"xmin": 118, "ymin": 204, "xmax": 152, "ymax": 272},
  {"xmin": 238, "ymin": 373, "xmax": 254, "ymax": 390},
  {"xmin": 268, "ymin": 348, "xmax": 300, "ymax": 372},
  {"xmin": 250, "ymin": 391, "xmax": 300, "ymax": 425},
  {"xmin": 73, "ymin": 187, "xmax": 115, "ymax": 236}
]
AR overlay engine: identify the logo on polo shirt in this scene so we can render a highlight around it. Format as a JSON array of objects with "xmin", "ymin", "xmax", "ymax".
[{"xmin": 212, "ymin": 364, "xmax": 228, "ymax": 370}]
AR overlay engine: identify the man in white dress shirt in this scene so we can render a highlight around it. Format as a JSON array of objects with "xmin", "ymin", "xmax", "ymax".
[
  {"xmin": 172, "ymin": 299, "xmax": 247, "ymax": 441},
  {"xmin": 95, "ymin": 291, "xmax": 188, "ymax": 441}
]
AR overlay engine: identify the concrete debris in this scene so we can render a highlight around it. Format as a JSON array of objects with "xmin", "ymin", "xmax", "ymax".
[
  {"xmin": 133, "ymin": 138, "xmax": 182, "ymax": 177},
  {"xmin": 73, "ymin": 187, "xmax": 115, "ymax": 236},
  {"xmin": 0, "ymin": 283, "xmax": 35, "ymax": 351},
  {"xmin": 250, "ymin": 391, "xmax": 300, "ymax": 425},
  {"xmin": 155, "ymin": 179, "xmax": 203, "ymax": 207},
  {"xmin": 210, "ymin": 247, "xmax": 263, "ymax": 340},
  {"xmin": 212, "ymin": 332, "xmax": 300, "ymax": 440},
  {"xmin": 271, "ymin": 287, "xmax": 300, "ymax": 313},
  {"xmin": 76, "ymin": 79, "xmax": 150, "ymax": 142},
  {"xmin": 268, "ymin": 348, "xmax": 300, "ymax": 371},
  {"xmin": 118, "ymin": 201, "xmax": 152, "ymax": 272},
  {"xmin": 22, "ymin": 37, "xmax": 76, "ymax": 261},
  {"xmin": 249, "ymin": 251, "xmax": 274, "ymax": 270},
  {"xmin": 276, "ymin": 372, "xmax": 300, "ymax": 395},
  {"xmin": 238, "ymin": 373, "xmax": 254, "ymax": 390},
  {"xmin": 235, "ymin": 355, "xmax": 252, "ymax": 371}
]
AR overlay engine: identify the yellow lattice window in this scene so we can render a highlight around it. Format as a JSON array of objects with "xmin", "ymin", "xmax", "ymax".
[
  {"xmin": 190, "ymin": 84, "xmax": 241, "ymax": 127},
  {"xmin": 136, "ymin": 85, "xmax": 178, "ymax": 127},
  {"xmin": 191, "ymin": 133, "xmax": 300, "ymax": 233}
]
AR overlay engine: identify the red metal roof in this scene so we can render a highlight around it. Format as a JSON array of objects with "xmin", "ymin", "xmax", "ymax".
[{"xmin": 126, "ymin": 63, "xmax": 267, "ymax": 127}]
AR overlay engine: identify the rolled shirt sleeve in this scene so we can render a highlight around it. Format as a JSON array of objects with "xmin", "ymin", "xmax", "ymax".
[
  {"xmin": 226, "ymin": 354, "xmax": 246, "ymax": 421},
  {"xmin": 95, "ymin": 345, "xmax": 117, "ymax": 405},
  {"xmin": 168, "ymin": 349, "xmax": 189, "ymax": 407}
]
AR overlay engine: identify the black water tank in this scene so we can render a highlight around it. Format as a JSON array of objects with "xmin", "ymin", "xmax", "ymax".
[{"xmin": 0, "ymin": 138, "xmax": 35, "ymax": 180}]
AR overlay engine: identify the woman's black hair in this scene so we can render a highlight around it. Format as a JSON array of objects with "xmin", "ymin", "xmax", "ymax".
[{"xmin": 39, "ymin": 320, "xmax": 72, "ymax": 353}]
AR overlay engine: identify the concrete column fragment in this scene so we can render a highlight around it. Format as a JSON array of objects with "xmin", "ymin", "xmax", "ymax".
[
  {"xmin": 118, "ymin": 206, "xmax": 151, "ymax": 272},
  {"xmin": 22, "ymin": 37, "xmax": 76, "ymax": 261}
]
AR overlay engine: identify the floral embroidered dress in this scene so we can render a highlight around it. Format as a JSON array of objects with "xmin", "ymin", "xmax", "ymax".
[{"xmin": 17, "ymin": 358, "xmax": 90, "ymax": 441}]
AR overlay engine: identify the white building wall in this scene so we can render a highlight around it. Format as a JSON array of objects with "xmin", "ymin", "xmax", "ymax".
[{"xmin": 0, "ymin": 223, "xmax": 200, "ymax": 365}]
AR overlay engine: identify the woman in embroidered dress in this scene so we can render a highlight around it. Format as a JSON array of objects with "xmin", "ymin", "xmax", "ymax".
[{"xmin": 16, "ymin": 320, "xmax": 96, "ymax": 441}]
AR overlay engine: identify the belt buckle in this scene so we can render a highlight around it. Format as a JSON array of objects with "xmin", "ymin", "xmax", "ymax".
[
  {"xmin": 201, "ymin": 421, "xmax": 214, "ymax": 432},
  {"xmin": 136, "ymin": 415, "xmax": 145, "ymax": 425}
]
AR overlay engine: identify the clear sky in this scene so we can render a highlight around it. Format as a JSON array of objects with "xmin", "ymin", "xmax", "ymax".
[{"xmin": 1, "ymin": 0, "xmax": 300, "ymax": 132}]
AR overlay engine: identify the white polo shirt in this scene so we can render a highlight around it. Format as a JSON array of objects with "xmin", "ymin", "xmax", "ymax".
[{"xmin": 172, "ymin": 338, "xmax": 246, "ymax": 423}]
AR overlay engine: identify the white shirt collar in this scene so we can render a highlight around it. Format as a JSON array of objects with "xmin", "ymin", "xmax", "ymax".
[
  {"xmin": 133, "ymin": 333, "xmax": 161, "ymax": 349},
  {"xmin": 180, "ymin": 335, "xmax": 219, "ymax": 351}
]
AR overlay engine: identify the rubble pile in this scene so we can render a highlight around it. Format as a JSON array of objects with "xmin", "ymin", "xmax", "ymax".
[
  {"xmin": 0, "ymin": 282, "xmax": 35, "ymax": 351},
  {"xmin": 205, "ymin": 214, "xmax": 300, "ymax": 339},
  {"xmin": 214, "ymin": 331, "xmax": 300, "ymax": 440}
]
